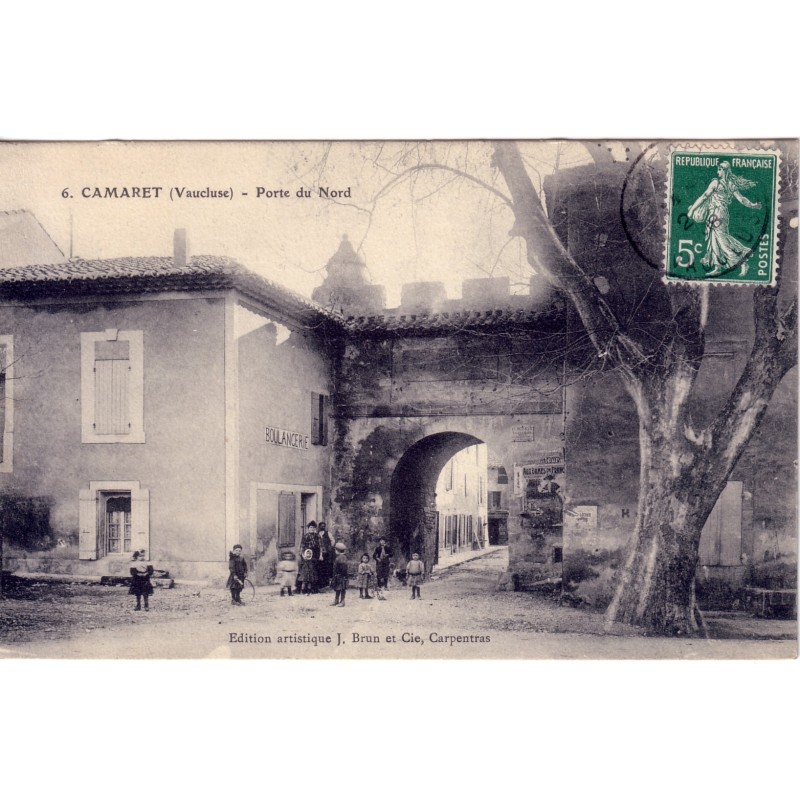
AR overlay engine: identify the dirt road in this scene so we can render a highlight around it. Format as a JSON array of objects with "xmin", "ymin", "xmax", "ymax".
[{"xmin": 1, "ymin": 551, "xmax": 795, "ymax": 659}]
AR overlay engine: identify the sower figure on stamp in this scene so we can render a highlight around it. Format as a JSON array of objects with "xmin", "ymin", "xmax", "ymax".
[
  {"xmin": 372, "ymin": 537, "xmax": 392, "ymax": 591},
  {"xmin": 227, "ymin": 544, "xmax": 248, "ymax": 606},
  {"xmin": 687, "ymin": 161, "xmax": 761, "ymax": 276},
  {"xmin": 129, "ymin": 550, "xmax": 154, "ymax": 611}
]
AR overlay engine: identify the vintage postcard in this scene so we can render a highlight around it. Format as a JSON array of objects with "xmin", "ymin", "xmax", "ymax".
[{"xmin": 0, "ymin": 140, "xmax": 796, "ymax": 660}]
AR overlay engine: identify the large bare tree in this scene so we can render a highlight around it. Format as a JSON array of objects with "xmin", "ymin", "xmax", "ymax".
[{"xmin": 491, "ymin": 141, "xmax": 797, "ymax": 635}]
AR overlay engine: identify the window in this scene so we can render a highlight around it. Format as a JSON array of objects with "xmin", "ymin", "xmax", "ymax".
[
  {"xmin": 553, "ymin": 546, "xmax": 563, "ymax": 564},
  {"xmin": 81, "ymin": 330, "xmax": 144, "ymax": 443},
  {"xmin": 310, "ymin": 392, "xmax": 329, "ymax": 446},
  {"xmin": 489, "ymin": 491, "xmax": 502, "ymax": 509},
  {"xmin": 0, "ymin": 336, "xmax": 13, "ymax": 472}
]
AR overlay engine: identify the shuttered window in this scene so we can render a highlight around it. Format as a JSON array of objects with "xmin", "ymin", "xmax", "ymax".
[
  {"xmin": 94, "ymin": 340, "xmax": 130, "ymax": 434},
  {"xmin": 0, "ymin": 337, "xmax": 13, "ymax": 472},
  {"xmin": 81, "ymin": 331, "xmax": 144, "ymax": 443},
  {"xmin": 699, "ymin": 481, "xmax": 743, "ymax": 566},
  {"xmin": 310, "ymin": 392, "xmax": 329, "ymax": 446},
  {"xmin": 0, "ymin": 344, "xmax": 6, "ymax": 461},
  {"xmin": 278, "ymin": 491, "xmax": 297, "ymax": 548}
]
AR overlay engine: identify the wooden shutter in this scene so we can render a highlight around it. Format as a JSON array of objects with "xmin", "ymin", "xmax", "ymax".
[
  {"xmin": 131, "ymin": 488, "xmax": 150, "ymax": 555},
  {"xmin": 699, "ymin": 481, "xmax": 743, "ymax": 566},
  {"xmin": 256, "ymin": 488, "xmax": 279, "ymax": 554},
  {"xmin": 311, "ymin": 392, "xmax": 321, "ymax": 445},
  {"xmin": 718, "ymin": 482, "xmax": 743, "ymax": 566},
  {"xmin": 320, "ymin": 394, "xmax": 329, "ymax": 445},
  {"xmin": 78, "ymin": 489, "xmax": 98, "ymax": 560},
  {"xmin": 310, "ymin": 393, "xmax": 329, "ymax": 446},
  {"xmin": 0, "ymin": 372, "xmax": 5, "ymax": 462},
  {"xmin": 278, "ymin": 492, "xmax": 297, "ymax": 548},
  {"xmin": 95, "ymin": 360, "xmax": 130, "ymax": 434},
  {"xmin": 94, "ymin": 340, "xmax": 130, "ymax": 435}
]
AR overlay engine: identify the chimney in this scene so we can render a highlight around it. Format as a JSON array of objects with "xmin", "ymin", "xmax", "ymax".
[{"xmin": 173, "ymin": 228, "xmax": 189, "ymax": 268}]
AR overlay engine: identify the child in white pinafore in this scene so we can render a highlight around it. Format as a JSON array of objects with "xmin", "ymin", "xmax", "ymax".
[
  {"xmin": 407, "ymin": 553, "xmax": 424, "ymax": 599},
  {"xmin": 277, "ymin": 551, "xmax": 297, "ymax": 597}
]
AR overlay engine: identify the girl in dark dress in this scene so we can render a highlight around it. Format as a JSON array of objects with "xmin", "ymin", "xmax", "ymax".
[{"xmin": 129, "ymin": 550, "xmax": 154, "ymax": 611}]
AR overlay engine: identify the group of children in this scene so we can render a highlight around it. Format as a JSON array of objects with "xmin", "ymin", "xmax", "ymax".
[
  {"xmin": 132, "ymin": 541, "xmax": 425, "ymax": 612},
  {"xmin": 277, "ymin": 545, "xmax": 425, "ymax": 604}
]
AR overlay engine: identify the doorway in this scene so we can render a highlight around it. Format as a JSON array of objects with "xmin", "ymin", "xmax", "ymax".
[{"xmin": 250, "ymin": 482, "xmax": 322, "ymax": 584}]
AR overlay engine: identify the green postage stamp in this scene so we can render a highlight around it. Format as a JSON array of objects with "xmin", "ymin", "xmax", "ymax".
[{"xmin": 665, "ymin": 147, "xmax": 780, "ymax": 285}]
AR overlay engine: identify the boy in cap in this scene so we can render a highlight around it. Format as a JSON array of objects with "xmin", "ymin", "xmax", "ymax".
[
  {"xmin": 227, "ymin": 544, "xmax": 248, "ymax": 605},
  {"xmin": 331, "ymin": 541, "xmax": 349, "ymax": 607}
]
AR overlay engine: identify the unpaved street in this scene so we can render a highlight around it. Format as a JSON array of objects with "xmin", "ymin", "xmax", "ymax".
[{"xmin": 1, "ymin": 551, "xmax": 795, "ymax": 659}]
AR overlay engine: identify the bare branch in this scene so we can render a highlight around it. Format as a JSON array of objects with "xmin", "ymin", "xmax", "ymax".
[{"xmin": 372, "ymin": 163, "xmax": 512, "ymax": 207}]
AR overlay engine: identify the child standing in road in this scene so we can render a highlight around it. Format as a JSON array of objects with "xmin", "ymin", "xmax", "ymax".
[
  {"xmin": 298, "ymin": 548, "xmax": 316, "ymax": 595},
  {"xmin": 407, "ymin": 552, "xmax": 424, "ymax": 600},
  {"xmin": 277, "ymin": 551, "xmax": 297, "ymax": 597},
  {"xmin": 129, "ymin": 550, "xmax": 154, "ymax": 611},
  {"xmin": 226, "ymin": 544, "xmax": 248, "ymax": 605},
  {"xmin": 331, "ymin": 541, "xmax": 349, "ymax": 607},
  {"xmin": 357, "ymin": 553, "xmax": 374, "ymax": 600}
]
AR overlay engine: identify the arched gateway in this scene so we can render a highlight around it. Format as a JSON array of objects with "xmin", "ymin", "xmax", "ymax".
[{"xmin": 318, "ymin": 244, "xmax": 571, "ymax": 589}]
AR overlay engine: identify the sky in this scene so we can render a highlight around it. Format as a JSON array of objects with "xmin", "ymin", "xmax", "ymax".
[{"xmin": 0, "ymin": 140, "xmax": 595, "ymax": 307}]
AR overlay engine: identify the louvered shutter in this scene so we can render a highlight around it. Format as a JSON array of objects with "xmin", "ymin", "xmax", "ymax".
[
  {"xmin": 311, "ymin": 392, "xmax": 321, "ymax": 445},
  {"xmin": 278, "ymin": 492, "xmax": 297, "ymax": 548},
  {"xmin": 320, "ymin": 394, "xmax": 329, "ymax": 445},
  {"xmin": 131, "ymin": 488, "xmax": 150, "ymax": 555},
  {"xmin": 78, "ymin": 490, "xmax": 98, "ymax": 560}
]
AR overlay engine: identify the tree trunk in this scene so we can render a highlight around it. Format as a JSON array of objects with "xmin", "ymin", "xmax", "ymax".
[
  {"xmin": 604, "ymin": 476, "xmax": 707, "ymax": 635},
  {"xmin": 603, "ymin": 376, "xmax": 719, "ymax": 636}
]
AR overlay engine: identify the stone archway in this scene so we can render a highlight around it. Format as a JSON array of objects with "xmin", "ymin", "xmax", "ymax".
[{"xmin": 389, "ymin": 432, "xmax": 483, "ymax": 571}]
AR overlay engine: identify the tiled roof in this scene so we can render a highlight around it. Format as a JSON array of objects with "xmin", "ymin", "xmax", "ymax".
[
  {"xmin": 343, "ymin": 303, "xmax": 563, "ymax": 333},
  {"xmin": 0, "ymin": 255, "xmax": 338, "ymax": 325},
  {"xmin": 0, "ymin": 252, "xmax": 564, "ymax": 335}
]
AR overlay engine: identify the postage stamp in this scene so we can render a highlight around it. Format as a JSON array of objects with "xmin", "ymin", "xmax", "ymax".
[{"xmin": 664, "ymin": 147, "xmax": 781, "ymax": 285}]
